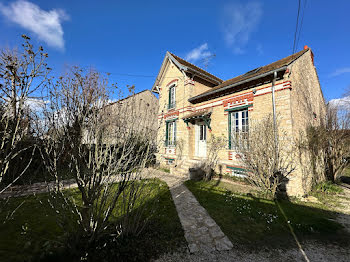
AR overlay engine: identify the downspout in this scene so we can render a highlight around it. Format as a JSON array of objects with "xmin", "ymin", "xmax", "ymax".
[
  {"xmin": 181, "ymin": 69, "xmax": 187, "ymax": 113},
  {"xmin": 271, "ymin": 71, "xmax": 279, "ymax": 169}
]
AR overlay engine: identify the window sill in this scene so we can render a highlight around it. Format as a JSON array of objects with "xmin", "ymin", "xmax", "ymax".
[{"xmin": 168, "ymin": 104, "xmax": 176, "ymax": 110}]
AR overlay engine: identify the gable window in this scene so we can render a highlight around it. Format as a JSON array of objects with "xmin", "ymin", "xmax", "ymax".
[
  {"xmin": 168, "ymin": 84, "xmax": 175, "ymax": 109},
  {"xmin": 165, "ymin": 120, "xmax": 176, "ymax": 146},
  {"xmin": 229, "ymin": 109, "xmax": 249, "ymax": 149}
]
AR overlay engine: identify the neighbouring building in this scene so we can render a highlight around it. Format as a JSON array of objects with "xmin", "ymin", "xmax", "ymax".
[
  {"xmin": 101, "ymin": 89, "xmax": 159, "ymax": 144},
  {"xmin": 151, "ymin": 46, "xmax": 326, "ymax": 196}
]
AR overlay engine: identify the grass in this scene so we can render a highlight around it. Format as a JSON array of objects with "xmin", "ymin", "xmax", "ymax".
[
  {"xmin": 157, "ymin": 167, "xmax": 170, "ymax": 173},
  {"xmin": 0, "ymin": 179, "xmax": 186, "ymax": 262},
  {"xmin": 313, "ymin": 181, "xmax": 344, "ymax": 194},
  {"xmin": 185, "ymin": 180, "xmax": 350, "ymax": 250},
  {"xmin": 213, "ymin": 172, "xmax": 249, "ymax": 184}
]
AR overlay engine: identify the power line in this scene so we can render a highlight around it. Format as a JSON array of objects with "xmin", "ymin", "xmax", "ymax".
[
  {"xmin": 80, "ymin": 65, "xmax": 189, "ymax": 80},
  {"xmin": 292, "ymin": 0, "xmax": 302, "ymax": 54},
  {"xmin": 295, "ymin": 0, "xmax": 307, "ymax": 52},
  {"xmin": 106, "ymin": 72, "xmax": 155, "ymax": 78}
]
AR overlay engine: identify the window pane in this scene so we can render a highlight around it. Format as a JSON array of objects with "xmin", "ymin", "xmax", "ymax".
[
  {"xmin": 230, "ymin": 109, "xmax": 249, "ymax": 149},
  {"xmin": 169, "ymin": 86, "xmax": 175, "ymax": 108},
  {"xmin": 168, "ymin": 122, "xmax": 173, "ymax": 145}
]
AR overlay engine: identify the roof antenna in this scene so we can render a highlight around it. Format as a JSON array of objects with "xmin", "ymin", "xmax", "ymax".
[{"xmin": 200, "ymin": 54, "xmax": 216, "ymax": 69}]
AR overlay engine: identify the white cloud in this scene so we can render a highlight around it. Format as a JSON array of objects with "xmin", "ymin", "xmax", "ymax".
[
  {"xmin": 0, "ymin": 0, "xmax": 69, "ymax": 50},
  {"xmin": 329, "ymin": 67, "xmax": 350, "ymax": 77},
  {"xmin": 185, "ymin": 43, "xmax": 212, "ymax": 63},
  {"xmin": 24, "ymin": 98, "xmax": 48, "ymax": 112},
  {"xmin": 222, "ymin": 2, "xmax": 263, "ymax": 54},
  {"xmin": 329, "ymin": 96, "xmax": 350, "ymax": 110}
]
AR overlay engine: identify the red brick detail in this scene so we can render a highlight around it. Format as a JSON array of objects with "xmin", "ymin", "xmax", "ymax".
[
  {"xmin": 223, "ymin": 92, "xmax": 254, "ymax": 107},
  {"xmin": 166, "ymin": 79, "xmax": 178, "ymax": 87},
  {"xmin": 283, "ymin": 81, "xmax": 292, "ymax": 88},
  {"xmin": 254, "ymin": 86, "xmax": 292, "ymax": 97},
  {"xmin": 228, "ymin": 151, "xmax": 233, "ymax": 160},
  {"xmin": 164, "ymin": 110, "xmax": 179, "ymax": 119}
]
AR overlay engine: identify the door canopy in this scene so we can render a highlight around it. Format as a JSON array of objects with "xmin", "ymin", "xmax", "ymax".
[{"xmin": 182, "ymin": 110, "xmax": 212, "ymax": 131}]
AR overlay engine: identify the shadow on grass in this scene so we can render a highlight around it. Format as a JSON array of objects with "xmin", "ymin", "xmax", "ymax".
[
  {"xmin": 185, "ymin": 180, "xmax": 350, "ymax": 251},
  {"xmin": 340, "ymin": 176, "xmax": 350, "ymax": 190},
  {"xmin": 0, "ymin": 179, "xmax": 186, "ymax": 262}
]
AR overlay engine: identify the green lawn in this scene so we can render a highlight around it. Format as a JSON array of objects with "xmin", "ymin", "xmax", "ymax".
[
  {"xmin": 185, "ymin": 180, "xmax": 350, "ymax": 250},
  {"xmin": 0, "ymin": 179, "xmax": 186, "ymax": 262}
]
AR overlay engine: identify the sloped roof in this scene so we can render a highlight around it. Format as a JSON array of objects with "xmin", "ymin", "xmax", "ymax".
[
  {"xmin": 152, "ymin": 52, "xmax": 223, "ymax": 93},
  {"xmin": 189, "ymin": 48, "xmax": 309, "ymax": 102},
  {"xmin": 105, "ymin": 89, "xmax": 157, "ymax": 108},
  {"xmin": 169, "ymin": 53, "xmax": 223, "ymax": 84}
]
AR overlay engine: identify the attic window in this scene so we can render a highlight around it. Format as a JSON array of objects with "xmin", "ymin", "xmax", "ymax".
[{"xmin": 243, "ymin": 67, "xmax": 262, "ymax": 76}]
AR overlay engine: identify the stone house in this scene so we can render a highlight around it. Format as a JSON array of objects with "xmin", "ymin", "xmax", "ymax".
[
  {"xmin": 100, "ymin": 89, "xmax": 159, "ymax": 144},
  {"xmin": 151, "ymin": 46, "xmax": 326, "ymax": 196}
]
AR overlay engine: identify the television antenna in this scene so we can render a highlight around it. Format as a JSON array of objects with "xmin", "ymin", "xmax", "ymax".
[{"xmin": 200, "ymin": 54, "xmax": 216, "ymax": 69}]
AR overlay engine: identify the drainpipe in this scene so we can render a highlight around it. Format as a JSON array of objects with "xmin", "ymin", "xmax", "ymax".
[
  {"xmin": 181, "ymin": 69, "xmax": 187, "ymax": 113},
  {"xmin": 271, "ymin": 71, "xmax": 279, "ymax": 166}
]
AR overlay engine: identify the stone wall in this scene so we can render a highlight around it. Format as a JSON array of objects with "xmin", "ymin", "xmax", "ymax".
[
  {"xmin": 103, "ymin": 90, "xmax": 159, "ymax": 143},
  {"xmin": 287, "ymin": 50, "xmax": 327, "ymax": 195}
]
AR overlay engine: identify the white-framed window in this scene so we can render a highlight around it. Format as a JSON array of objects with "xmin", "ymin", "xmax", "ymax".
[
  {"xmin": 229, "ymin": 109, "xmax": 249, "ymax": 149},
  {"xmin": 166, "ymin": 120, "xmax": 176, "ymax": 146},
  {"xmin": 168, "ymin": 84, "xmax": 175, "ymax": 109}
]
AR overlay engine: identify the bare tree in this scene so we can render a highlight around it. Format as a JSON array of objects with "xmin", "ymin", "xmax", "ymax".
[
  {"xmin": 175, "ymin": 138, "xmax": 184, "ymax": 167},
  {"xmin": 40, "ymin": 67, "xmax": 157, "ymax": 255},
  {"xmin": 324, "ymin": 105, "xmax": 350, "ymax": 181},
  {"xmin": 203, "ymin": 134, "xmax": 226, "ymax": 180},
  {"xmin": 298, "ymin": 102, "xmax": 350, "ymax": 187},
  {"xmin": 0, "ymin": 35, "xmax": 51, "ymax": 191},
  {"xmin": 233, "ymin": 115, "xmax": 295, "ymax": 198}
]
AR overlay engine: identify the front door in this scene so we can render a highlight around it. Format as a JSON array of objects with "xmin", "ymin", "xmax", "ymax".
[{"xmin": 195, "ymin": 122, "xmax": 207, "ymax": 158}]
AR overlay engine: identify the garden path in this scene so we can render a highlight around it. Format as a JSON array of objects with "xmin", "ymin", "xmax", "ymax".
[{"xmin": 145, "ymin": 169, "xmax": 233, "ymax": 253}]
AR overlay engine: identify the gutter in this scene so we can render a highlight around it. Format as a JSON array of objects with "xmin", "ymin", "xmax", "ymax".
[
  {"xmin": 188, "ymin": 66, "xmax": 288, "ymax": 103},
  {"xmin": 185, "ymin": 67, "xmax": 222, "ymax": 85}
]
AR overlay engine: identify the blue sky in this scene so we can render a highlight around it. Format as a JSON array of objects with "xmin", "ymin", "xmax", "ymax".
[{"xmin": 0, "ymin": 0, "xmax": 349, "ymax": 102}]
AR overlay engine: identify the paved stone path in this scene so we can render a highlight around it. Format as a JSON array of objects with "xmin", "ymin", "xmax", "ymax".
[
  {"xmin": 0, "ymin": 179, "xmax": 77, "ymax": 199},
  {"xmin": 171, "ymin": 183, "xmax": 233, "ymax": 253},
  {"xmin": 145, "ymin": 169, "xmax": 233, "ymax": 253}
]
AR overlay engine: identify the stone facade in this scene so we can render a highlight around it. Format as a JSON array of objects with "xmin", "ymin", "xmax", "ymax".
[
  {"xmin": 102, "ymin": 90, "xmax": 159, "ymax": 144},
  {"xmin": 153, "ymin": 49, "xmax": 325, "ymax": 196}
]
